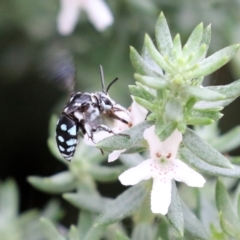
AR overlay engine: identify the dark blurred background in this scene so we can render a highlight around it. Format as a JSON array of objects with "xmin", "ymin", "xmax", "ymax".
[{"xmin": 1, "ymin": 0, "xmax": 240, "ymax": 225}]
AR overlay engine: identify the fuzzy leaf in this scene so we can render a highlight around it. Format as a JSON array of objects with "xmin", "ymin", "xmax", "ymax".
[
  {"xmin": 82, "ymin": 223, "xmax": 105, "ymax": 240},
  {"xmin": 133, "ymin": 96, "xmax": 156, "ymax": 112},
  {"xmin": 201, "ymin": 25, "xmax": 211, "ymax": 57},
  {"xmin": 155, "ymin": 12, "xmax": 173, "ymax": 58},
  {"xmin": 183, "ymin": 128, "xmax": 232, "ymax": 168},
  {"xmin": 117, "ymin": 231, "xmax": 131, "ymax": 240},
  {"xmin": 207, "ymin": 79, "xmax": 240, "ymax": 99},
  {"xmin": 132, "ymin": 223, "xmax": 154, "ymax": 240},
  {"xmin": 130, "ymin": 46, "xmax": 159, "ymax": 76},
  {"xmin": 187, "ymin": 44, "xmax": 207, "ymax": 67},
  {"xmin": 185, "ymin": 86, "xmax": 226, "ymax": 101},
  {"xmin": 180, "ymin": 147, "xmax": 240, "ymax": 178},
  {"xmin": 27, "ymin": 171, "xmax": 75, "ymax": 194},
  {"xmin": 63, "ymin": 192, "xmax": 111, "ymax": 213},
  {"xmin": 40, "ymin": 218, "xmax": 65, "ymax": 240},
  {"xmin": 156, "ymin": 121, "xmax": 178, "ymax": 141},
  {"xmin": 129, "ymin": 83, "xmax": 156, "ymax": 102},
  {"xmin": 190, "ymin": 44, "xmax": 240, "ymax": 78},
  {"xmin": 173, "ymin": 34, "xmax": 182, "ymax": 58},
  {"xmin": 216, "ymin": 179, "xmax": 240, "ymax": 238},
  {"xmin": 182, "ymin": 201, "xmax": 209, "ymax": 240},
  {"xmin": 193, "ymin": 98, "xmax": 236, "ymax": 110},
  {"xmin": 145, "ymin": 34, "xmax": 172, "ymax": 72},
  {"xmin": 96, "ymin": 183, "xmax": 148, "ymax": 225},
  {"xmin": 97, "ymin": 121, "xmax": 153, "ymax": 151},
  {"xmin": 134, "ymin": 74, "xmax": 168, "ymax": 90},
  {"xmin": 182, "ymin": 23, "xmax": 203, "ymax": 57},
  {"xmin": 186, "ymin": 117, "xmax": 214, "ymax": 125},
  {"xmin": 191, "ymin": 110, "xmax": 223, "ymax": 121},
  {"xmin": 68, "ymin": 225, "xmax": 80, "ymax": 240},
  {"xmin": 88, "ymin": 165, "xmax": 126, "ymax": 182},
  {"xmin": 167, "ymin": 182, "xmax": 184, "ymax": 236}
]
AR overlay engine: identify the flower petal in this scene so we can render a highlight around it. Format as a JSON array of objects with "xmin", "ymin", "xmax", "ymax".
[
  {"xmin": 108, "ymin": 149, "xmax": 126, "ymax": 162},
  {"xmin": 130, "ymin": 97, "xmax": 148, "ymax": 125},
  {"xmin": 118, "ymin": 159, "xmax": 152, "ymax": 186},
  {"xmin": 83, "ymin": 0, "xmax": 113, "ymax": 31},
  {"xmin": 151, "ymin": 179, "xmax": 172, "ymax": 215},
  {"xmin": 57, "ymin": 0, "xmax": 81, "ymax": 35},
  {"xmin": 173, "ymin": 159, "xmax": 206, "ymax": 187},
  {"xmin": 83, "ymin": 131, "xmax": 112, "ymax": 146}
]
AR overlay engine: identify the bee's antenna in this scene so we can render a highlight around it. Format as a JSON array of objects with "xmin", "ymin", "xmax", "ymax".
[
  {"xmin": 106, "ymin": 77, "xmax": 119, "ymax": 93},
  {"xmin": 99, "ymin": 65, "xmax": 119, "ymax": 93},
  {"xmin": 99, "ymin": 65, "xmax": 106, "ymax": 93}
]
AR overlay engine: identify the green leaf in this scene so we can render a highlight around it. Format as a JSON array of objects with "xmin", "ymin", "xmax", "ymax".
[
  {"xmin": 182, "ymin": 201, "xmax": 209, "ymax": 240},
  {"xmin": 88, "ymin": 165, "xmax": 126, "ymax": 182},
  {"xmin": 129, "ymin": 82, "xmax": 156, "ymax": 102},
  {"xmin": 63, "ymin": 192, "xmax": 111, "ymax": 213},
  {"xmin": 186, "ymin": 117, "xmax": 214, "ymax": 125},
  {"xmin": 238, "ymin": 194, "xmax": 240, "ymax": 219},
  {"xmin": 193, "ymin": 98, "xmax": 235, "ymax": 110},
  {"xmin": 190, "ymin": 44, "xmax": 240, "ymax": 78},
  {"xmin": 210, "ymin": 126, "xmax": 240, "ymax": 152},
  {"xmin": 27, "ymin": 171, "xmax": 76, "ymax": 194},
  {"xmin": 156, "ymin": 120, "xmax": 177, "ymax": 141},
  {"xmin": 116, "ymin": 231, "xmax": 131, "ymax": 240},
  {"xmin": 96, "ymin": 183, "xmax": 148, "ymax": 225},
  {"xmin": 182, "ymin": 23, "xmax": 203, "ymax": 57},
  {"xmin": 190, "ymin": 110, "xmax": 223, "ymax": 122},
  {"xmin": 183, "ymin": 128, "xmax": 232, "ymax": 168},
  {"xmin": 131, "ymin": 223, "xmax": 154, "ymax": 240},
  {"xmin": 68, "ymin": 225, "xmax": 80, "ymax": 240},
  {"xmin": 180, "ymin": 147, "xmax": 240, "ymax": 178},
  {"xmin": 82, "ymin": 223, "xmax": 105, "ymax": 240},
  {"xmin": 133, "ymin": 96, "xmax": 156, "ymax": 112},
  {"xmin": 167, "ymin": 182, "xmax": 184, "ymax": 236},
  {"xmin": 201, "ymin": 25, "xmax": 211, "ymax": 57},
  {"xmin": 173, "ymin": 34, "xmax": 182, "ymax": 59},
  {"xmin": 164, "ymin": 98, "xmax": 183, "ymax": 122},
  {"xmin": 40, "ymin": 218, "xmax": 65, "ymax": 240},
  {"xmin": 207, "ymin": 79, "xmax": 240, "ymax": 99},
  {"xmin": 97, "ymin": 121, "xmax": 153, "ymax": 151},
  {"xmin": 187, "ymin": 44, "xmax": 207, "ymax": 67},
  {"xmin": 155, "ymin": 12, "xmax": 173, "ymax": 58},
  {"xmin": 0, "ymin": 179, "xmax": 19, "ymax": 219},
  {"xmin": 145, "ymin": 34, "xmax": 172, "ymax": 72},
  {"xmin": 156, "ymin": 218, "xmax": 169, "ymax": 240},
  {"xmin": 130, "ymin": 46, "xmax": 159, "ymax": 76},
  {"xmin": 134, "ymin": 73, "xmax": 168, "ymax": 90},
  {"xmin": 216, "ymin": 179, "xmax": 240, "ymax": 238},
  {"xmin": 185, "ymin": 86, "xmax": 226, "ymax": 101}
]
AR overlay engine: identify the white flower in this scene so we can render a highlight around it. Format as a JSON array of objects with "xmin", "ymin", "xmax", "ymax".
[
  {"xmin": 57, "ymin": 0, "xmax": 113, "ymax": 35},
  {"xmin": 119, "ymin": 125, "xmax": 206, "ymax": 215},
  {"xmin": 83, "ymin": 99, "xmax": 148, "ymax": 162}
]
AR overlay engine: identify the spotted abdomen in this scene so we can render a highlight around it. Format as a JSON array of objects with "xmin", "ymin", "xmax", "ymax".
[{"xmin": 56, "ymin": 114, "xmax": 79, "ymax": 161}]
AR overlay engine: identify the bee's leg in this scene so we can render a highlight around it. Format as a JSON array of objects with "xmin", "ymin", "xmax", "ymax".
[{"xmin": 93, "ymin": 124, "xmax": 130, "ymax": 138}]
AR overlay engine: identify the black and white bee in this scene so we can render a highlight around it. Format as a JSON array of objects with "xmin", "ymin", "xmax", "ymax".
[{"xmin": 56, "ymin": 66, "xmax": 129, "ymax": 161}]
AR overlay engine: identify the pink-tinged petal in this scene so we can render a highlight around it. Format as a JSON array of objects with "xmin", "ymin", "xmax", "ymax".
[
  {"xmin": 57, "ymin": 0, "xmax": 81, "ymax": 35},
  {"xmin": 118, "ymin": 159, "xmax": 152, "ymax": 186},
  {"xmin": 130, "ymin": 98, "xmax": 148, "ymax": 125},
  {"xmin": 173, "ymin": 159, "xmax": 206, "ymax": 187},
  {"xmin": 143, "ymin": 126, "xmax": 163, "ymax": 160},
  {"xmin": 83, "ymin": 0, "xmax": 113, "ymax": 31},
  {"xmin": 108, "ymin": 149, "xmax": 126, "ymax": 162},
  {"xmin": 151, "ymin": 179, "xmax": 172, "ymax": 215}
]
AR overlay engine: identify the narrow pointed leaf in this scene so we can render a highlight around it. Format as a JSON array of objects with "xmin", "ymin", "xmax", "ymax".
[
  {"xmin": 194, "ymin": 98, "xmax": 235, "ymax": 110},
  {"xmin": 130, "ymin": 46, "xmax": 159, "ymax": 76},
  {"xmin": 82, "ymin": 223, "xmax": 105, "ymax": 240},
  {"xmin": 191, "ymin": 110, "xmax": 223, "ymax": 121},
  {"xmin": 129, "ymin": 83, "xmax": 156, "ymax": 102},
  {"xmin": 117, "ymin": 231, "xmax": 131, "ymax": 240},
  {"xmin": 173, "ymin": 34, "xmax": 182, "ymax": 58},
  {"xmin": 134, "ymin": 74, "xmax": 168, "ymax": 90},
  {"xmin": 132, "ymin": 223, "xmax": 154, "ymax": 240},
  {"xmin": 211, "ymin": 126, "xmax": 240, "ymax": 152},
  {"xmin": 238, "ymin": 194, "xmax": 240, "ymax": 219},
  {"xmin": 186, "ymin": 117, "xmax": 214, "ymax": 125},
  {"xmin": 180, "ymin": 147, "xmax": 240, "ymax": 177},
  {"xmin": 156, "ymin": 121, "xmax": 178, "ymax": 141},
  {"xmin": 183, "ymin": 128, "xmax": 232, "ymax": 168},
  {"xmin": 207, "ymin": 79, "xmax": 240, "ymax": 99},
  {"xmin": 182, "ymin": 201, "xmax": 209, "ymax": 240},
  {"xmin": 190, "ymin": 44, "xmax": 240, "ymax": 78},
  {"xmin": 68, "ymin": 225, "xmax": 80, "ymax": 240},
  {"xmin": 187, "ymin": 44, "xmax": 207, "ymax": 67},
  {"xmin": 88, "ymin": 165, "xmax": 126, "ymax": 182},
  {"xmin": 145, "ymin": 34, "xmax": 172, "ymax": 72},
  {"xmin": 201, "ymin": 25, "xmax": 211, "ymax": 57},
  {"xmin": 96, "ymin": 183, "xmax": 148, "ymax": 225},
  {"xmin": 186, "ymin": 86, "xmax": 225, "ymax": 101},
  {"xmin": 155, "ymin": 12, "xmax": 173, "ymax": 57},
  {"xmin": 167, "ymin": 182, "xmax": 184, "ymax": 236},
  {"xmin": 27, "ymin": 171, "xmax": 75, "ymax": 194},
  {"xmin": 133, "ymin": 96, "xmax": 156, "ymax": 112},
  {"xmin": 63, "ymin": 192, "xmax": 111, "ymax": 213},
  {"xmin": 183, "ymin": 23, "xmax": 203, "ymax": 57},
  {"xmin": 40, "ymin": 218, "xmax": 65, "ymax": 240},
  {"xmin": 97, "ymin": 121, "xmax": 153, "ymax": 151},
  {"xmin": 216, "ymin": 179, "xmax": 240, "ymax": 237}
]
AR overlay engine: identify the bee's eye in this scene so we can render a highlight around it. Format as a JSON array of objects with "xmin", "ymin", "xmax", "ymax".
[{"xmin": 102, "ymin": 97, "xmax": 112, "ymax": 106}]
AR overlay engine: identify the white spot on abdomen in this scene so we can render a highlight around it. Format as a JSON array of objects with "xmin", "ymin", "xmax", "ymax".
[
  {"xmin": 58, "ymin": 136, "xmax": 64, "ymax": 142},
  {"xmin": 68, "ymin": 125, "xmax": 77, "ymax": 136}
]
